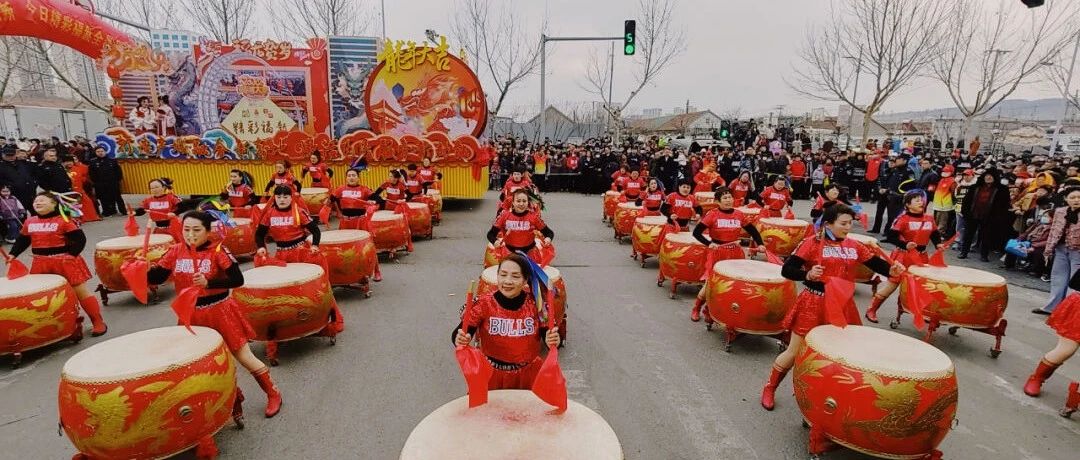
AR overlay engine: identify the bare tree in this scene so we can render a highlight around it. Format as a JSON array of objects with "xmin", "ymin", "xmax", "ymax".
[
  {"xmin": 788, "ymin": 0, "xmax": 947, "ymax": 145},
  {"xmin": 5, "ymin": 39, "xmax": 111, "ymax": 111},
  {"xmin": 1044, "ymin": 36, "xmax": 1080, "ymax": 115},
  {"xmin": 580, "ymin": 0, "xmax": 686, "ymax": 142},
  {"xmin": 95, "ymin": 0, "xmax": 179, "ymax": 41},
  {"xmin": 0, "ymin": 38, "xmax": 32, "ymax": 101},
  {"xmin": 933, "ymin": 0, "xmax": 1079, "ymax": 140},
  {"xmin": 269, "ymin": 0, "xmax": 373, "ymax": 44},
  {"xmin": 181, "ymin": 0, "xmax": 256, "ymax": 43},
  {"xmin": 450, "ymin": 0, "xmax": 545, "ymax": 120}
]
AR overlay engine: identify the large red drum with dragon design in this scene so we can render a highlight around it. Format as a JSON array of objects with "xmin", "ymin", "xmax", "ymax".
[
  {"xmin": 0, "ymin": 274, "xmax": 81, "ymax": 361},
  {"xmin": 737, "ymin": 206, "xmax": 761, "ymax": 238},
  {"xmin": 632, "ymin": 216, "xmax": 669, "ymax": 263},
  {"xmin": 614, "ymin": 203, "xmax": 643, "ymax": 239},
  {"xmin": 847, "ymin": 233, "xmax": 881, "ymax": 283},
  {"xmin": 794, "ymin": 325, "xmax": 958, "ymax": 459},
  {"xmin": 706, "ymin": 259, "xmax": 796, "ymax": 335},
  {"xmin": 756, "ymin": 217, "xmax": 811, "ymax": 256},
  {"xmin": 406, "ymin": 202, "xmax": 433, "ymax": 239},
  {"xmin": 370, "ymin": 210, "xmax": 411, "ymax": 253},
  {"xmin": 211, "ymin": 217, "xmax": 256, "ymax": 257},
  {"xmin": 233, "ymin": 263, "xmax": 335, "ymax": 341},
  {"xmin": 696, "ymin": 192, "xmax": 718, "ymax": 214},
  {"xmin": 59, "ymin": 326, "xmax": 237, "ymax": 460},
  {"xmin": 94, "ymin": 234, "xmax": 173, "ymax": 292},
  {"xmin": 300, "ymin": 187, "xmax": 330, "ymax": 216},
  {"xmin": 900, "ymin": 265, "xmax": 1008, "ymax": 329},
  {"xmin": 483, "ymin": 238, "xmax": 555, "ymax": 268},
  {"xmin": 477, "ymin": 265, "xmax": 567, "ymax": 342},
  {"xmin": 658, "ymin": 232, "xmax": 708, "ymax": 296},
  {"xmin": 602, "ymin": 191, "xmax": 620, "ymax": 221},
  {"xmin": 319, "ymin": 230, "xmax": 378, "ymax": 286}
]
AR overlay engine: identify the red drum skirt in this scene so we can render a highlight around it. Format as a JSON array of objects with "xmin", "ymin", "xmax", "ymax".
[
  {"xmin": 783, "ymin": 289, "xmax": 862, "ymax": 337},
  {"xmin": 273, "ymin": 243, "xmax": 329, "ymax": 272},
  {"xmin": 762, "ymin": 208, "xmax": 783, "ymax": 218},
  {"xmin": 188, "ymin": 297, "xmax": 256, "ymax": 352},
  {"xmin": 488, "ymin": 357, "xmax": 543, "ymax": 390},
  {"xmin": 31, "ymin": 254, "xmax": 92, "ymax": 286},
  {"xmin": 709, "ymin": 243, "xmax": 745, "ymax": 262},
  {"xmin": 1048, "ymin": 293, "xmax": 1080, "ymax": 342},
  {"xmin": 338, "ymin": 215, "xmax": 365, "ymax": 230}
]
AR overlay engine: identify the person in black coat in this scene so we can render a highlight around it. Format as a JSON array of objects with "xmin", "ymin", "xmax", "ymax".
[
  {"xmin": 87, "ymin": 145, "xmax": 125, "ymax": 216},
  {"xmin": 959, "ymin": 169, "xmax": 1013, "ymax": 261},
  {"xmin": 871, "ymin": 155, "xmax": 913, "ymax": 233},
  {"xmin": 0, "ymin": 146, "xmax": 38, "ymax": 209},
  {"xmin": 35, "ymin": 149, "xmax": 73, "ymax": 193}
]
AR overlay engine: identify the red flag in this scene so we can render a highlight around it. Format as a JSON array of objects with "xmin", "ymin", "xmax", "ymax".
[
  {"xmin": 701, "ymin": 247, "xmax": 717, "ymax": 281},
  {"xmin": 858, "ymin": 213, "xmax": 870, "ymax": 230},
  {"xmin": 121, "ymin": 260, "xmax": 149, "ymax": 303},
  {"xmin": 167, "ymin": 215, "xmax": 183, "ymax": 242},
  {"xmin": 765, "ymin": 249, "xmax": 783, "ymax": 265},
  {"xmin": 784, "ymin": 207, "xmax": 795, "ymax": 220},
  {"xmin": 318, "ymin": 205, "xmax": 331, "ymax": 227},
  {"xmin": 0, "ymin": 246, "xmax": 28, "ymax": 279},
  {"xmin": 531, "ymin": 298, "xmax": 567, "ymax": 412},
  {"xmin": 455, "ymin": 282, "xmax": 493, "ymax": 408},
  {"xmin": 124, "ymin": 206, "xmax": 138, "ymax": 237},
  {"xmin": 172, "ymin": 286, "xmax": 201, "ymax": 334},
  {"xmin": 900, "ymin": 273, "xmax": 929, "ymax": 329},
  {"xmin": 823, "ymin": 276, "xmax": 856, "ymax": 328},
  {"xmin": 814, "ymin": 193, "xmax": 824, "ymax": 211},
  {"xmin": 929, "ymin": 234, "xmax": 959, "ymax": 267}
]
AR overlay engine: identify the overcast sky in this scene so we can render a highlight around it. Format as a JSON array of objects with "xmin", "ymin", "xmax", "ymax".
[{"xmin": 277, "ymin": 0, "xmax": 1071, "ymax": 119}]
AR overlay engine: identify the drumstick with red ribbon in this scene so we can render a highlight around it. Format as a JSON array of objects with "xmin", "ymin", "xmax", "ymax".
[
  {"xmin": 120, "ymin": 223, "xmax": 155, "ymax": 304},
  {"xmin": 455, "ymin": 281, "xmax": 493, "ymax": 408},
  {"xmin": 0, "ymin": 245, "xmax": 28, "ymax": 279},
  {"xmin": 124, "ymin": 205, "xmax": 139, "ymax": 237},
  {"xmin": 928, "ymin": 233, "xmax": 960, "ymax": 267},
  {"xmin": 529, "ymin": 272, "xmax": 567, "ymax": 413}
]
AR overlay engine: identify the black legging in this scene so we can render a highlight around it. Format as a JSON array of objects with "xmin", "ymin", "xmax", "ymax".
[{"xmin": 959, "ymin": 218, "xmax": 985, "ymax": 257}]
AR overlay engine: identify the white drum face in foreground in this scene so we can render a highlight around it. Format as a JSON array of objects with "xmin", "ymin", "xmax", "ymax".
[{"xmin": 400, "ymin": 390, "xmax": 622, "ymax": 460}]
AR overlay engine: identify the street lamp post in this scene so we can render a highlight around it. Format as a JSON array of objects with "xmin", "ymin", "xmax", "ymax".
[
  {"xmin": 1050, "ymin": 32, "xmax": 1080, "ymax": 156},
  {"xmin": 844, "ymin": 51, "xmax": 863, "ymax": 150}
]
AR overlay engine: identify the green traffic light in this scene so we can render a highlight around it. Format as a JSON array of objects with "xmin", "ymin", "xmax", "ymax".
[
  {"xmin": 721, "ymin": 129, "xmax": 729, "ymax": 138},
  {"xmin": 624, "ymin": 44, "xmax": 635, "ymax": 55}
]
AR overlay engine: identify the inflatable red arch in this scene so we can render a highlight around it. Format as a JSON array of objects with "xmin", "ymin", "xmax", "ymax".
[{"xmin": 1, "ymin": 0, "xmax": 133, "ymax": 58}]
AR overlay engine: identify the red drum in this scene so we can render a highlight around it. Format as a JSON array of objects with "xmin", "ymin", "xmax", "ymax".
[
  {"xmin": 632, "ymin": 216, "xmax": 669, "ymax": 266},
  {"xmin": 614, "ymin": 203, "xmax": 643, "ymax": 239},
  {"xmin": 406, "ymin": 202, "xmax": 434, "ymax": 239},
  {"xmin": 847, "ymin": 233, "xmax": 881, "ymax": 283},
  {"xmin": 483, "ymin": 238, "xmax": 555, "ymax": 268},
  {"xmin": 696, "ymin": 192, "xmax": 718, "ymax": 214},
  {"xmin": 59, "ymin": 326, "xmax": 237, "ymax": 459},
  {"xmin": 602, "ymin": 191, "xmax": 620, "ymax": 221},
  {"xmin": 233, "ymin": 263, "xmax": 335, "ymax": 342},
  {"xmin": 737, "ymin": 206, "xmax": 761, "ymax": 237},
  {"xmin": 426, "ymin": 189, "xmax": 443, "ymax": 215},
  {"xmin": 0, "ymin": 274, "xmax": 82, "ymax": 364},
  {"xmin": 211, "ymin": 217, "xmax": 256, "ymax": 257},
  {"xmin": 300, "ymin": 187, "xmax": 330, "ymax": 216},
  {"xmin": 400, "ymin": 390, "xmax": 622, "ymax": 460},
  {"xmin": 320, "ymin": 230, "xmax": 378, "ymax": 287},
  {"xmin": 658, "ymin": 232, "xmax": 708, "ymax": 298},
  {"xmin": 706, "ymin": 260, "xmax": 796, "ymax": 347},
  {"xmin": 478, "ymin": 265, "xmax": 567, "ymax": 342},
  {"xmin": 898, "ymin": 265, "xmax": 1009, "ymax": 357},
  {"xmin": 756, "ymin": 217, "xmax": 811, "ymax": 256},
  {"xmin": 795, "ymin": 325, "xmax": 958, "ymax": 459},
  {"xmin": 94, "ymin": 234, "xmax": 173, "ymax": 293},
  {"xmin": 370, "ymin": 210, "xmax": 411, "ymax": 253}
]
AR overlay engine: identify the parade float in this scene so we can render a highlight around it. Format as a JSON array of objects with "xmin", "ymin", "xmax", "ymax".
[{"xmin": 1, "ymin": 1, "xmax": 491, "ymax": 199}]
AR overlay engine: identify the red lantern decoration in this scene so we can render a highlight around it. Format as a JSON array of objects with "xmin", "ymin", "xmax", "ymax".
[
  {"xmin": 106, "ymin": 64, "xmax": 121, "ymax": 80},
  {"xmin": 109, "ymin": 85, "xmax": 123, "ymax": 100},
  {"xmin": 111, "ymin": 104, "xmax": 127, "ymax": 119}
]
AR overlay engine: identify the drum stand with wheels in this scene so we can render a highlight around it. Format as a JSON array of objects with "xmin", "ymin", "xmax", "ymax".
[
  {"xmin": 803, "ymin": 421, "xmax": 943, "ymax": 460},
  {"xmin": 706, "ymin": 321, "xmax": 790, "ymax": 353},
  {"xmin": 657, "ymin": 273, "xmax": 702, "ymax": 299},
  {"xmin": 890, "ymin": 304, "xmax": 1008, "ymax": 358},
  {"xmin": 632, "ymin": 251, "xmax": 658, "ymax": 268},
  {"xmin": 95, "ymin": 283, "xmax": 159, "ymax": 306},
  {"xmin": 5, "ymin": 317, "xmax": 84, "ymax": 368},
  {"xmin": 333, "ymin": 279, "xmax": 373, "ymax": 298}
]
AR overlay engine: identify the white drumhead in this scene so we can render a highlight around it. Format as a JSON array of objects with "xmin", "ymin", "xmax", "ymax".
[
  {"xmin": 62, "ymin": 326, "xmax": 223, "ymax": 382},
  {"xmin": 407, "ymin": 202, "xmax": 428, "ymax": 210},
  {"xmin": 635, "ymin": 216, "xmax": 668, "ymax": 226},
  {"xmin": 243, "ymin": 263, "xmax": 324, "ymax": 288},
  {"xmin": 400, "ymin": 390, "xmax": 622, "ymax": 460},
  {"xmin": 321, "ymin": 230, "xmax": 369, "ymax": 244},
  {"xmin": 96, "ymin": 234, "xmax": 173, "ymax": 250},
  {"xmin": 847, "ymin": 233, "xmax": 879, "ymax": 247},
  {"xmin": 604, "ymin": 191, "xmax": 620, "ymax": 197},
  {"xmin": 806, "ymin": 325, "xmax": 954, "ymax": 379},
  {"xmin": 480, "ymin": 265, "xmax": 497, "ymax": 284},
  {"xmin": 737, "ymin": 206, "xmax": 760, "ymax": 215},
  {"xmin": 907, "ymin": 265, "xmax": 1005, "ymax": 287},
  {"xmin": 617, "ymin": 202, "xmax": 641, "ymax": 210},
  {"xmin": 664, "ymin": 232, "xmax": 702, "ymax": 246},
  {"xmin": 543, "ymin": 266, "xmax": 561, "ymax": 282},
  {"xmin": 0, "ymin": 273, "xmax": 67, "ymax": 298},
  {"xmin": 695, "ymin": 192, "xmax": 715, "ymax": 200},
  {"xmin": 712, "ymin": 259, "xmax": 785, "ymax": 283},
  {"xmin": 372, "ymin": 210, "xmax": 403, "ymax": 222},
  {"xmin": 301, "ymin": 187, "xmax": 329, "ymax": 196},
  {"xmin": 760, "ymin": 217, "xmax": 807, "ymax": 228}
]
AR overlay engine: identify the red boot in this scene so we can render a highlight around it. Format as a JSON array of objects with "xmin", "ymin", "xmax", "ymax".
[
  {"xmin": 79, "ymin": 295, "xmax": 108, "ymax": 336},
  {"xmin": 690, "ymin": 297, "xmax": 705, "ymax": 322},
  {"xmin": 865, "ymin": 296, "xmax": 884, "ymax": 324},
  {"xmin": 1024, "ymin": 359, "xmax": 1060, "ymax": 397},
  {"xmin": 252, "ymin": 367, "xmax": 282, "ymax": 418},
  {"xmin": 373, "ymin": 262, "xmax": 383, "ymax": 282},
  {"xmin": 232, "ymin": 387, "xmax": 245, "ymax": 429},
  {"xmin": 1063, "ymin": 381, "xmax": 1080, "ymax": 418},
  {"xmin": 761, "ymin": 364, "xmax": 790, "ymax": 411}
]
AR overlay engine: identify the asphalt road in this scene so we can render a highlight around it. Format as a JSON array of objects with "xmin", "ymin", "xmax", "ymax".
[{"xmin": 1, "ymin": 192, "xmax": 1078, "ymax": 460}]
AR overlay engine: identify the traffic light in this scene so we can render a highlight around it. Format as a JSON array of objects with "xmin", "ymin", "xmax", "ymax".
[
  {"xmin": 720, "ymin": 120, "xmax": 730, "ymax": 139},
  {"xmin": 624, "ymin": 20, "xmax": 636, "ymax": 55},
  {"xmin": 1021, "ymin": 0, "xmax": 1044, "ymax": 7}
]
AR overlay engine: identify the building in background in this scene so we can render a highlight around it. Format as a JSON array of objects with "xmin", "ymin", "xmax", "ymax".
[
  {"xmin": 150, "ymin": 29, "xmax": 202, "ymax": 53},
  {"xmin": 642, "ymin": 107, "xmax": 662, "ymax": 118}
]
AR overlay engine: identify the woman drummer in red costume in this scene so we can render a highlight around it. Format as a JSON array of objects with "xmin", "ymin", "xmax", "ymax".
[
  {"xmin": 693, "ymin": 162, "xmax": 725, "ymax": 193},
  {"xmin": 221, "ymin": 169, "xmax": 257, "ymax": 218},
  {"xmin": 134, "ymin": 178, "xmax": 184, "ymax": 236},
  {"xmin": 301, "ymin": 151, "xmax": 333, "ymax": 188},
  {"xmin": 499, "ymin": 166, "xmax": 535, "ymax": 215},
  {"xmin": 453, "ymin": 253, "xmax": 561, "ymax": 389},
  {"xmin": 1024, "ymin": 266, "xmax": 1080, "ymax": 400},
  {"xmin": 404, "ymin": 164, "xmax": 427, "ymax": 197},
  {"xmin": 418, "ymin": 158, "xmax": 439, "ymax": 189},
  {"xmin": 660, "ymin": 180, "xmax": 701, "ymax": 230},
  {"xmin": 760, "ymin": 176, "xmax": 793, "ymax": 218},
  {"xmin": 7, "ymin": 192, "xmax": 108, "ymax": 336},
  {"xmin": 487, "ymin": 190, "xmax": 554, "ymax": 265},
  {"xmin": 254, "ymin": 185, "xmax": 344, "ymax": 334},
  {"xmin": 328, "ymin": 169, "xmax": 383, "ymax": 282},
  {"xmin": 636, "ymin": 178, "xmax": 665, "ymax": 216},
  {"xmin": 689, "ymin": 187, "xmax": 765, "ymax": 322},
  {"xmin": 729, "ymin": 170, "xmax": 755, "ymax": 207},
  {"xmin": 263, "ymin": 160, "xmax": 302, "ymax": 196},
  {"xmin": 760, "ymin": 204, "xmax": 903, "ymax": 411},
  {"xmin": 371, "ymin": 169, "xmax": 411, "ymax": 210},
  {"xmin": 808, "ymin": 184, "xmax": 851, "ymax": 221},
  {"xmin": 145, "ymin": 211, "xmax": 282, "ymax": 418},
  {"xmin": 619, "ymin": 170, "xmax": 646, "ymax": 203},
  {"xmin": 865, "ymin": 191, "xmax": 945, "ymax": 323}
]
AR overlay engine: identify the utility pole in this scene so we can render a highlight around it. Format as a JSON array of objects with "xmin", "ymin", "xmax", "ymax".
[
  {"xmin": 844, "ymin": 51, "xmax": 863, "ymax": 150},
  {"xmin": 1050, "ymin": 33, "xmax": 1080, "ymax": 156}
]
